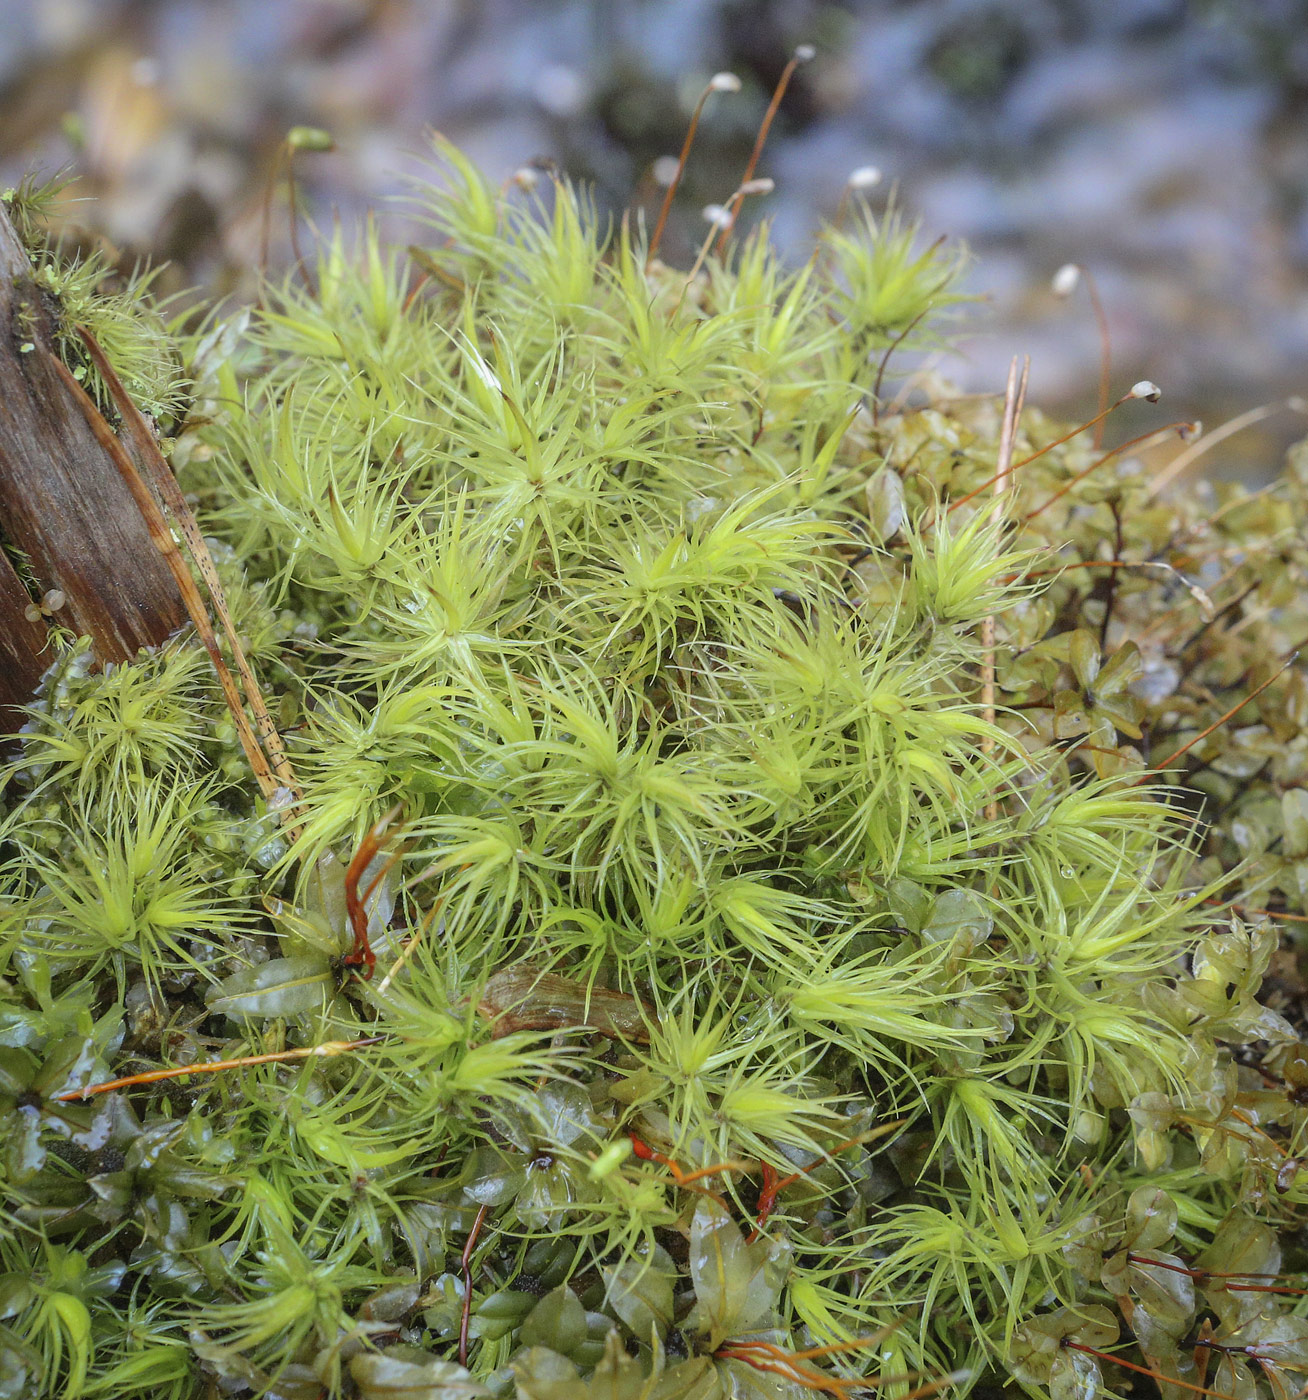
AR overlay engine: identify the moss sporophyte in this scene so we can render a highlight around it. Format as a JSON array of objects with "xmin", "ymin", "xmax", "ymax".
[{"xmin": 3, "ymin": 83, "xmax": 1308, "ymax": 1400}]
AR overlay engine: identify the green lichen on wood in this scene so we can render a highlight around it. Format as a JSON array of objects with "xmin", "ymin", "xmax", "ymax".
[{"xmin": 2, "ymin": 140, "xmax": 1308, "ymax": 1400}]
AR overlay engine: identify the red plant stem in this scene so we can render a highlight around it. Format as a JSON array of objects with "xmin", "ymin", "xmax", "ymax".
[
  {"xmin": 748, "ymin": 1128, "xmax": 899, "ymax": 1240},
  {"xmin": 750, "ymin": 1162, "xmax": 781, "ymax": 1239},
  {"xmin": 1062, "ymin": 1341, "xmax": 1242, "ymax": 1400},
  {"xmin": 1145, "ymin": 657, "xmax": 1294, "ymax": 777},
  {"xmin": 647, "ymin": 79, "xmax": 720, "ymax": 269},
  {"xmin": 1214, "ymin": 900, "xmax": 1308, "ymax": 924},
  {"xmin": 715, "ymin": 56, "xmax": 802, "ymax": 256},
  {"xmin": 716, "ymin": 1343, "xmax": 849, "ymax": 1394},
  {"xmin": 945, "ymin": 394, "xmax": 1133, "ymax": 516},
  {"xmin": 52, "ymin": 1037, "xmax": 385, "ymax": 1101},
  {"xmin": 720, "ymin": 1340, "xmax": 955, "ymax": 1399},
  {"xmin": 1023, "ymin": 422, "xmax": 1194, "ymax": 524},
  {"xmin": 459, "ymin": 1203, "xmax": 489, "ymax": 1368},
  {"xmin": 626, "ymin": 1133, "xmax": 742, "ymax": 1187},
  {"xmin": 870, "ymin": 307, "xmax": 933, "ymax": 423},
  {"xmin": 627, "ymin": 1132, "xmax": 674, "ymax": 1168},
  {"xmin": 1128, "ymin": 1255, "xmax": 1300, "ymax": 1289},
  {"xmin": 342, "ymin": 803, "xmax": 405, "ymax": 978}
]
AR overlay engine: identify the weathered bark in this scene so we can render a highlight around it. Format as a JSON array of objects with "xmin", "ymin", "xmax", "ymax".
[
  {"xmin": 0, "ymin": 554, "xmax": 49, "ymax": 719},
  {"xmin": 0, "ymin": 204, "xmax": 186, "ymax": 734}
]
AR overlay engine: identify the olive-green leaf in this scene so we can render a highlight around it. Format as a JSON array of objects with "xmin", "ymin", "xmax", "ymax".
[
  {"xmin": 1123, "ymin": 1186, "xmax": 1177, "ymax": 1252},
  {"xmin": 349, "ymin": 1350, "xmax": 489, "ymax": 1399},
  {"xmin": 205, "ymin": 955, "xmax": 334, "ymax": 1019},
  {"xmin": 685, "ymin": 1198, "xmax": 783, "ymax": 1345},
  {"xmin": 520, "ymin": 1286, "xmax": 588, "ymax": 1357},
  {"xmin": 604, "ymin": 1245, "xmax": 676, "ymax": 1344}
]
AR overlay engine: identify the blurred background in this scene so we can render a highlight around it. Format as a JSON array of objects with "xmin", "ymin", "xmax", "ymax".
[{"xmin": 2, "ymin": 0, "xmax": 1307, "ymax": 474}]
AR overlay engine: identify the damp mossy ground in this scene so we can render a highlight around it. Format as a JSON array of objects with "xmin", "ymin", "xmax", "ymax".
[{"xmin": 2, "ymin": 145, "xmax": 1308, "ymax": 1400}]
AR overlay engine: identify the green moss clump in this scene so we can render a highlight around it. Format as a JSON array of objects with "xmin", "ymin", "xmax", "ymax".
[{"xmin": 2, "ymin": 140, "xmax": 1308, "ymax": 1400}]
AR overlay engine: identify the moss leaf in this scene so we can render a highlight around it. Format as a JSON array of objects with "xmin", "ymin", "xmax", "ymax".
[{"xmin": 205, "ymin": 954, "xmax": 334, "ymax": 1018}]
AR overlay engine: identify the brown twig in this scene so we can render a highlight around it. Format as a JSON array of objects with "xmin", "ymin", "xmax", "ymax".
[
  {"xmin": 1061, "ymin": 1341, "xmax": 1242, "ymax": 1400},
  {"xmin": 1144, "ymin": 656, "xmax": 1295, "ymax": 778},
  {"xmin": 342, "ymin": 802, "xmax": 406, "ymax": 979},
  {"xmin": 646, "ymin": 73, "xmax": 739, "ymax": 269},
  {"xmin": 945, "ymin": 390, "xmax": 1141, "ymax": 519},
  {"xmin": 1022, "ymin": 422, "xmax": 1195, "ymax": 525},
  {"xmin": 870, "ymin": 307, "xmax": 933, "ymax": 425}
]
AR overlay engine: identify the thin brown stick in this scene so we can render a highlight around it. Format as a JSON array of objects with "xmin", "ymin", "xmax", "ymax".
[
  {"xmin": 1023, "ymin": 422, "xmax": 1195, "ymax": 524},
  {"xmin": 76, "ymin": 328, "xmax": 303, "ymax": 816},
  {"xmin": 870, "ymin": 307, "xmax": 933, "ymax": 425},
  {"xmin": 783, "ymin": 1329, "xmax": 899, "ymax": 1364},
  {"xmin": 343, "ymin": 802, "xmax": 406, "ymax": 978},
  {"xmin": 672, "ymin": 207, "xmax": 732, "ymax": 317},
  {"xmin": 49, "ymin": 353, "xmax": 279, "ymax": 805},
  {"xmin": 1226, "ymin": 902, "xmax": 1308, "ymax": 924},
  {"xmin": 1127, "ymin": 1255, "xmax": 1308, "ymax": 1295},
  {"xmin": 1061, "ymin": 1342, "xmax": 1242, "ymax": 1400},
  {"xmin": 981, "ymin": 355, "xmax": 1028, "ymax": 820},
  {"xmin": 53, "ymin": 1037, "xmax": 384, "ymax": 1101}
]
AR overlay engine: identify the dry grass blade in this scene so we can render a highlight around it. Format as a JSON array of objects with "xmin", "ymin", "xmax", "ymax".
[
  {"xmin": 1146, "ymin": 398, "xmax": 1307, "ymax": 499},
  {"xmin": 76, "ymin": 327, "xmax": 303, "ymax": 817},
  {"xmin": 48, "ymin": 351, "xmax": 281, "ymax": 807},
  {"xmin": 981, "ymin": 354, "xmax": 1027, "ymax": 820}
]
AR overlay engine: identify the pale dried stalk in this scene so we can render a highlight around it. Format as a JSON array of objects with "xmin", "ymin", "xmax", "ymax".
[
  {"xmin": 1146, "ymin": 398, "xmax": 1306, "ymax": 500},
  {"xmin": 51, "ymin": 351, "xmax": 283, "ymax": 808},
  {"xmin": 76, "ymin": 328, "xmax": 304, "ymax": 826},
  {"xmin": 982, "ymin": 354, "xmax": 1029, "ymax": 821}
]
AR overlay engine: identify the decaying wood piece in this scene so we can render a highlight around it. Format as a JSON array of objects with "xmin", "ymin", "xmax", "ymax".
[
  {"xmin": 0, "ymin": 555, "xmax": 49, "ymax": 719},
  {"xmin": 0, "ymin": 203, "xmax": 185, "ymax": 732}
]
